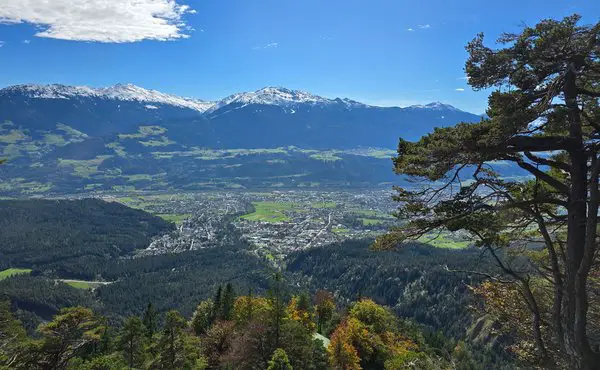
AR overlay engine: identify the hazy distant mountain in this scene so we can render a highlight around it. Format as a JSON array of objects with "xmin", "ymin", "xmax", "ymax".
[{"xmin": 0, "ymin": 83, "xmax": 488, "ymax": 195}]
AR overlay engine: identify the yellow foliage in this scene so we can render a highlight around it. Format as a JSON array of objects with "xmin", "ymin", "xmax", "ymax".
[
  {"xmin": 328, "ymin": 323, "xmax": 362, "ymax": 370},
  {"xmin": 328, "ymin": 299, "xmax": 423, "ymax": 369},
  {"xmin": 232, "ymin": 296, "xmax": 271, "ymax": 326},
  {"xmin": 286, "ymin": 296, "xmax": 316, "ymax": 331}
]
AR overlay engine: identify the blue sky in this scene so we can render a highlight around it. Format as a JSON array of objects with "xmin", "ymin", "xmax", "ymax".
[{"xmin": 0, "ymin": 0, "xmax": 598, "ymax": 114}]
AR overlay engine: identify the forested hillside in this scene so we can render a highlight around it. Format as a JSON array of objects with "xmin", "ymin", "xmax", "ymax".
[
  {"xmin": 287, "ymin": 240, "xmax": 492, "ymax": 339},
  {"xmin": 0, "ymin": 279, "xmax": 498, "ymax": 369},
  {"xmin": 0, "ymin": 199, "xmax": 174, "ymax": 279}
]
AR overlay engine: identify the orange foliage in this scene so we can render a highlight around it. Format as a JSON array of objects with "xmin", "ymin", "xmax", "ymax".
[{"xmin": 328, "ymin": 323, "xmax": 362, "ymax": 370}]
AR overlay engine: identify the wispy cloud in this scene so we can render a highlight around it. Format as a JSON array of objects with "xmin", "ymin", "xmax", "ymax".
[
  {"xmin": 23, "ymin": 39, "xmax": 31, "ymax": 44},
  {"xmin": 362, "ymin": 98, "xmax": 432, "ymax": 108},
  {"xmin": 0, "ymin": 0, "xmax": 195, "ymax": 43},
  {"xmin": 252, "ymin": 42, "xmax": 278, "ymax": 50},
  {"xmin": 455, "ymin": 88, "xmax": 465, "ymax": 92},
  {"xmin": 0, "ymin": 41, "xmax": 4, "ymax": 48},
  {"xmin": 407, "ymin": 24, "xmax": 431, "ymax": 32}
]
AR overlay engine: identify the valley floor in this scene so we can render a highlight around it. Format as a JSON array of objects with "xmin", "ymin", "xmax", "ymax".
[{"xmin": 92, "ymin": 189, "xmax": 472, "ymax": 259}]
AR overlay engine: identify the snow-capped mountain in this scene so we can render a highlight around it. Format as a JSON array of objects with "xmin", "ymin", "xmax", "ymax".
[
  {"xmin": 1, "ymin": 83, "xmax": 470, "ymax": 115},
  {"xmin": 206, "ymin": 86, "xmax": 368, "ymax": 114},
  {"xmin": 0, "ymin": 82, "xmax": 488, "ymax": 194},
  {"xmin": 0, "ymin": 83, "xmax": 215, "ymax": 113},
  {"xmin": 406, "ymin": 102, "xmax": 463, "ymax": 112},
  {"xmin": 0, "ymin": 82, "xmax": 481, "ymax": 146}
]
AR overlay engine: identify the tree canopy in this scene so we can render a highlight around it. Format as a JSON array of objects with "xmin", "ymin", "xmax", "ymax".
[{"xmin": 378, "ymin": 14, "xmax": 600, "ymax": 369}]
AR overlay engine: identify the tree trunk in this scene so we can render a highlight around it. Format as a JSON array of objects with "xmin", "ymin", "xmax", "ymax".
[{"xmin": 561, "ymin": 66, "xmax": 599, "ymax": 369}]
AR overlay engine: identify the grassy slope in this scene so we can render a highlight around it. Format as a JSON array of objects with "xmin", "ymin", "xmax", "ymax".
[{"xmin": 0, "ymin": 268, "xmax": 32, "ymax": 280}]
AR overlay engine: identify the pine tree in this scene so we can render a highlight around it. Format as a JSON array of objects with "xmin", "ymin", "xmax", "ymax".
[
  {"xmin": 221, "ymin": 283, "xmax": 236, "ymax": 321},
  {"xmin": 213, "ymin": 286, "xmax": 223, "ymax": 321},
  {"xmin": 156, "ymin": 310, "xmax": 187, "ymax": 369},
  {"xmin": 118, "ymin": 316, "xmax": 146, "ymax": 369},
  {"xmin": 36, "ymin": 307, "xmax": 104, "ymax": 369},
  {"xmin": 142, "ymin": 302, "xmax": 158, "ymax": 339},
  {"xmin": 268, "ymin": 272, "xmax": 286, "ymax": 348},
  {"xmin": 376, "ymin": 14, "xmax": 600, "ymax": 369}
]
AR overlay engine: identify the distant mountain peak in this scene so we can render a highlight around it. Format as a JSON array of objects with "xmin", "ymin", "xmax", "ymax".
[
  {"xmin": 1, "ymin": 83, "xmax": 216, "ymax": 113},
  {"xmin": 1, "ymin": 83, "xmax": 470, "ymax": 115},
  {"xmin": 206, "ymin": 86, "xmax": 370, "ymax": 114},
  {"xmin": 218, "ymin": 86, "xmax": 328, "ymax": 106},
  {"xmin": 407, "ymin": 101, "xmax": 462, "ymax": 111}
]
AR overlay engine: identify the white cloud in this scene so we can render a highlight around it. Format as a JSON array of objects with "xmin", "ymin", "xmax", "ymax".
[
  {"xmin": 418, "ymin": 24, "xmax": 431, "ymax": 29},
  {"xmin": 0, "ymin": 41, "xmax": 4, "ymax": 47},
  {"xmin": 0, "ymin": 0, "xmax": 195, "ymax": 43},
  {"xmin": 407, "ymin": 28, "xmax": 414, "ymax": 32},
  {"xmin": 23, "ymin": 39, "xmax": 31, "ymax": 44},
  {"xmin": 455, "ymin": 88, "xmax": 465, "ymax": 92},
  {"xmin": 252, "ymin": 42, "xmax": 278, "ymax": 50}
]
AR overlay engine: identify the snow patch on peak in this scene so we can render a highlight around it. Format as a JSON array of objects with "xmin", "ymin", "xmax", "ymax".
[
  {"xmin": 406, "ymin": 101, "xmax": 461, "ymax": 111},
  {"xmin": 218, "ymin": 86, "xmax": 328, "ymax": 107},
  {"xmin": 207, "ymin": 86, "xmax": 370, "ymax": 114},
  {"xmin": 2, "ymin": 83, "xmax": 216, "ymax": 113}
]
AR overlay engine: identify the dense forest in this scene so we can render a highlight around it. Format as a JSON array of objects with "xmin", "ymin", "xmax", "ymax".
[
  {"xmin": 1, "ymin": 276, "xmax": 492, "ymax": 369},
  {"xmin": 287, "ymin": 240, "xmax": 491, "ymax": 339},
  {"xmin": 0, "ymin": 196, "xmax": 519, "ymax": 368},
  {"xmin": 0, "ymin": 199, "xmax": 173, "ymax": 279},
  {"xmin": 0, "ymin": 236, "xmax": 515, "ymax": 368}
]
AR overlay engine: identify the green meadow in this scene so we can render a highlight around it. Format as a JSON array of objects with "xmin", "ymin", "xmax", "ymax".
[{"xmin": 0, "ymin": 268, "xmax": 32, "ymax": 280}]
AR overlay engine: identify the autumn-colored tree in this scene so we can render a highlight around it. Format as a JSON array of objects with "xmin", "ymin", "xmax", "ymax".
[
  {"xmin": 349, "ymin": 299, "xmax": 397, "ymax": 334},
  {"xmin": 471, "ymin": 280, "xmax": 557, "ymax": 365},
  {"xmin": 328, "ymin": 324, "xmax": 361, "ymax": 370},
  {"xmin": 222, "ymin": 321, "xmax": 272, "ymax": 369},
  {"xmin": 328, "ymin": 300, "xmax": 423, "ymax": 369},
  {"xmin": 377, "ymin": 14, "xmax": 600, "ymax": 369},
  {"xmin": 202, "ymin": 320, "xmax": 235, "ymax": 368},
  {"xmin": 232, "ymin": 295, "xmax": 271, "ymax": 327},
  {"xmin": 314, "ymin": 290, "xmax": 335, "ymax": 334},
  {"xmin": 287, "ymin": 295, "xmax": 316, "ymax": 332}
]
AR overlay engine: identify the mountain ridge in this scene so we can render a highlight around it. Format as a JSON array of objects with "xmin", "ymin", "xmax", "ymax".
[
  {"xmin": 0, "ymin": 83, "xmax": 472, "ymax": 115},
  {"xmin": 0, "ymin": 82, "xmax": 488, "ymax": 195}
]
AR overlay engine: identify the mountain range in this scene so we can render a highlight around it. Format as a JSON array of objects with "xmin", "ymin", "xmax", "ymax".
[{"xmin": 0, "ymin": 83, "xmax": 486, "ymax": 195}]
